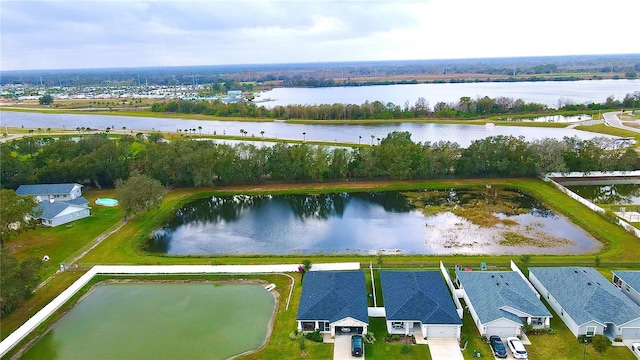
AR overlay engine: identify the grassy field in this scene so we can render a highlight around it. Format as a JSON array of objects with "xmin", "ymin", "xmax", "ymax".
[{"xmin": 2, "ymin": 179, "xmax": 640, "ymax": 359}]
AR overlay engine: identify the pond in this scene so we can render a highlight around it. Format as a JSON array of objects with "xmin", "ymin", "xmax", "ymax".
[
  {"xmin": 21, "ymin": 282, "xmax": 276, "ymax": 360},
  {"xmin": 146, "ymin": 189, "xmax": 601, "ymax": 256},
  {"xmin": 0, "ymin": 110, "xmax": 619, "ymax": 148},
  {"xmin": 564, "ymin": 184, "xmax": 640, "ymax": 205}
]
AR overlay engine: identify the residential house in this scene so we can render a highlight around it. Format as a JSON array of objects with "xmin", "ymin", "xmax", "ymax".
[
  {"xmin": 296, "ymin": 271, "xmax": 368, "ymax": 337},
  {"xmin": 380, "ymin": 271, "xmax": 462, "ymax": 340},
  {"xmin": 456, "ymin": 268, "xmax": 552, "ymax": 337},
  {"xmin": 16, "ymin": 183, "xmax": 90, "ymax": 227},
  {"xmin": 529, "ymin": 267, "xmax": 640, "ymax": 340},
  {"xmin": 612, "ymin": 270, "xmax": 640, "ymax": 306}
]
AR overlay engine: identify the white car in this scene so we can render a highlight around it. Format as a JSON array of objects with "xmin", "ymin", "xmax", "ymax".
[
  {"xmin": 506, "ymin": 337, "xmax": 528, "ymax": 359},
  {"xmin": 632, "ymin": 342, "xmax": 640, "ymax": 358}
]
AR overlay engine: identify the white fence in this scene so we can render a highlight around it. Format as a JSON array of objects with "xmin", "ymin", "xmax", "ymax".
[
  {"xmin": 0, "ymin": 262, "xmax": 360, "ymax": 358},
  {"xmin": 547, "ymin": 177, "xmax": 640, "ymax": 238}
]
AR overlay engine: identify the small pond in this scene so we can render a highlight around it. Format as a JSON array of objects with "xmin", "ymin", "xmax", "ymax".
[
  {"xmin": 147, "ymin": 189, "xmax": 601, "ymax": 255},
  {"xmin": 22, "ymin": 282, "xmax": 275, "ymax": 360},
  {"xmin": 565, "ymin": 184, "xmax": 640, "ymax": 205}
]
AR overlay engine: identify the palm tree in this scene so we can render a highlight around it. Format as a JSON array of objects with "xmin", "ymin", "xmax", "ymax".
[
  {"xmin": 260, "ymin": 130, "xmax": 265, "ymax": 139},
  {"xmin": 122, "ymin": 126, "xmax": 127, "ymax": 133},
  {"xmin": 240, "ymin": 128, "xmax": 246, "ymax": 137},
  {"xmin": 198, "ymin": 126, "xmax": 202, "ymax": 136},
  {"xmin": 302, "ymin": 132, "xmax": 306, "ymax": 142},
  {"xmin": 371, "ymin": 134, "xmax": 375, "ymax": 145},
  {"xmin": 358, "ymin": 135, "xmax": 362, "ymax": 145},
  {"xmin": 105, "ymin": 127, "xmax": 111, "ymax": 134}
]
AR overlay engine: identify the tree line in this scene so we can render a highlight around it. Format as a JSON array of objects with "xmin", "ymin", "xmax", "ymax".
[
  {"xmin": 2, "ymin": 132, "xmax": 638, "ymax": 190},
  {"xmin": 151, "ymin": 93, "xmax": 640, "ymax": 120}
]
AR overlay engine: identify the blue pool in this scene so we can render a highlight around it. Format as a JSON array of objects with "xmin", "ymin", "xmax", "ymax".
[{"xmin": 95, "ymin": 198, "xmax": 119, "ymax": 207}]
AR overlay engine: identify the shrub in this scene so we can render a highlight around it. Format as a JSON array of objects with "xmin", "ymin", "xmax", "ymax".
[
  {"xmin": 400, "ymin": 344, "xmax": 412, "ymax": 355},
  {"xmin": 460, "ymin": 333, "xmax": 468, "ymax": 348},
  {"xmin": 299, "ymin": 337, "xmax": 306, "ymax": 350},
  {"xmin": 592, "ymin": 334, "xmax": 611, "ymax": 354},
  {"xmin": 391, "ymin": 334, "xmax": 401, "ymax": 341},
  {"xmin": 289, "ymin": 329, "xmax": 303, "ymax": 340},
  {"xmin": 614, "ymin": 337, "xmax": 623, "ymax": 342},
  {"xmin": 363, "ymin": 332, "xmax": 376, "ymax": 344},
  {"xmin": 304, "ymin": 329, "xmax": 323, "ymax": 343},
  {"xmin": 577, "ymin": 335, "xmax": 593, "ymax": 344}
]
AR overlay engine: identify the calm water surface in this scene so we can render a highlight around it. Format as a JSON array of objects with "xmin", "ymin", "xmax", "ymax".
[
  {"xmin": 261, "ymin": 79, "xmax": 640, "ymax": 108},
  {"xmin": 147, "ymin": 191, "xmax": 601, "ymax": 255},
  {"xmin": 1, "ymin": 111, "xmax": 616, "ymax": 148},
  {"xmin": 22, "ymin": 283, "xmax": 275, "ymax": 360},
  {"xmin": 565, "ymin": 184, "xmax": 640, "ymax": 204}
]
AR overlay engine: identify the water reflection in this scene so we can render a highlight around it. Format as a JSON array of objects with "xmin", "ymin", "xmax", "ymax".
[
  {"xmin": 565, "ymin": 184, "xmax": 640, "ymax": 204},
  {"xmin": 147, "ymin": 190, "xmax": 601, "ymax": 255}
]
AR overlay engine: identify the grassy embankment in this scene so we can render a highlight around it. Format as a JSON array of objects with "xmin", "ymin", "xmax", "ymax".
[{"xmin": 2, "ymin": 179, "xmax": 639, "ymax": 359}]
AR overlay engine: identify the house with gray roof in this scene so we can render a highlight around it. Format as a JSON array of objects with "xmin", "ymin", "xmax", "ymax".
[
  {"xmin": 16, "ymin": 183, "xmax": 90, "ymax": 227},
  {"xmin": 529, "ymin": 267, "xmax": 640, "ymax": 340},
  {"xmin": 380, "ymin": 271, "xmax": 462, "ymax": 340},
  {"xmin": 456, "ymin": 269, "xmax": 551, "ymax": 337},
  {"xmin": 612, "ymin": 270, "xmax": 640, "ymax": 307},
  {"xmin": 296, "ymin": 271, "xmax": 368, "ymax": 337}
]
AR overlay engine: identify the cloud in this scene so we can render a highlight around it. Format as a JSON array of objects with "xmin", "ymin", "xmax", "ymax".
[{"xmin": 1, "ymin": 0, "xmax": 639, "ymax": 70}]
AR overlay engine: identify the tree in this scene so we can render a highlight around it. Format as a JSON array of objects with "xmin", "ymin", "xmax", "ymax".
[
  {"xmin": 115, "ymin": 172, "xmax": 166, "ymax": 218},
  {"xmin": 38, "ymin": 94, "xmax": 53, "ymax": 105},
  {"xmin": 0, "ymin": 252, "xmax": 43, "ymax": 318},
  {"xmin": 0, "ymin": 190, "xmax": 39, "ymax": 248}
]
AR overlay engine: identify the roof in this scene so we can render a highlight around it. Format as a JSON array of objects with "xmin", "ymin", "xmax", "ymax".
[
  {"xmin": 380, "ymin": 271, "xmax": 461, "ymax": 325},
  {"xmin": 296, "ymin": 271, "xmax": 368, "ymax": 324},
  {"xmin": 613, "ymin": 270, "xmax": 640, "ymax": 292},
  {"xmin": 530, "ymin": 267, "xmax": 640, "ymax": 326},
  {"xmin": 16, "ymin": 183, "xmax": 81, "ymax": 196},
  {"xmin": 35, "ymin": 197, "xmax": 89, "ymax": 220},
  {"xmin": 457, "ymin": 271, "xmax": 551, "ymax": 325}
]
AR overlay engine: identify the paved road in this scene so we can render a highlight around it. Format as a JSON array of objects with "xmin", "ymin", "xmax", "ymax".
[{"xmin": 603, "ymin": 111, "xmax": 640, "ymax": 134}]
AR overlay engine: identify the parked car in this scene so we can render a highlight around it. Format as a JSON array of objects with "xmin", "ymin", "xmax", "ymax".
[
  {"xmin": 489, "ymin": 335, "xmax": 508, "ymax": 358},
  {"xmin": 632, "ymin": 342, "xmax": 640, "ymax": 357},
  {"xmin": 506, "ymin": 337, "xmax": 528, "ymax": 359},
  {"xmin": 351, "ymin": 334, "xmax": 363, "ymax": 357}
]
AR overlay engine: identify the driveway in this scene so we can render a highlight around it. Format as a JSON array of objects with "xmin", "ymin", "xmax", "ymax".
[
  {"xmin": 334, "ymin": 335, "xmax": 360, "ymax": 360},
  {"xmin": 428, "ymin": 338, "xmax": 464, "ymax": 360}
]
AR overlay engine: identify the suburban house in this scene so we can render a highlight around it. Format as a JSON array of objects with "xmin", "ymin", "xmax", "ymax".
[
  {"xmin": 16, "ymin": 183, "xmax": 90, "ymax": 227},
  {"xmin": 296, "ymin": 271, "xmax": 368, "ymax": 337},
  {"xmin": 455, "ymin": 267, "xmax": 552, "ymax": 337},
  {"xmin": 380, "ymin": 271, "xmax": 462, "ymax": 340},
  {"xmin": 612, "ymin": 270, "xmax": 640, "ymax": 307},
  {"xmin": 529, "ymin": 267, "xmax": 640, "ymax": 340}
]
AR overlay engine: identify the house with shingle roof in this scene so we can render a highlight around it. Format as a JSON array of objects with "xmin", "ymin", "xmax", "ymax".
[
  {"xmin": 296, "ymin": 271, "xmax": 368, "ymax": 337},
  {"xmin": 456, "ymin": 269, "xmax": 551, "ymax": 337},
  {"xmin": 529, "ymin": 267, "xmax": 640, "ymax": 340},
  {"xmin": 16, "ymin": 183, "xmax": 90, "ymax": 227},
  {"xmin": 612, "ymin": 270, "xmax": 640, "ymax": 307},
  {"xmin": 380, "ymin": 271, "xmax": 462, "ymax": 340}
]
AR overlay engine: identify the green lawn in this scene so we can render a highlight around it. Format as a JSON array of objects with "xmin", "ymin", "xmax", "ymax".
[{"xmin": 2, "ymin": 179, "xmax": 640, "ymax": 359}]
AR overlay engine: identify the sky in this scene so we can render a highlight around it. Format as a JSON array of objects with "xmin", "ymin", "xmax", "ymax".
[{"xmin": 2, "ymin": 0, "xmax": 639, "ymax": 71}]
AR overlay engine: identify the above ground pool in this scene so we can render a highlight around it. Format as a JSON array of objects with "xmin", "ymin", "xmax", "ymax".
[{"xmin": 95, "ymin": 198, "xmax": 119, "ymax": 206}]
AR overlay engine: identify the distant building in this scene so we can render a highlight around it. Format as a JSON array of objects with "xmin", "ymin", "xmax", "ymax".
[{"xmin": 16, "ymin": 183, "xmax": 90, "ymax": 227}]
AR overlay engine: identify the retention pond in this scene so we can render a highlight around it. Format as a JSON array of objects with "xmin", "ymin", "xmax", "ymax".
[
  {"xmin": 22, "ymin": 282, "xmax": 276, "ymax": 360},
  {"xmin": 147, "ymin": 189, "xmax": 601, "ymax": 256}
]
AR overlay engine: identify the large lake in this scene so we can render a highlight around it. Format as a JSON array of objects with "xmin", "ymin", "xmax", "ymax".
[
  {"xmin": 260, "ymin": 79, "xmax": 640, "ymax": 108},
  {"xmin": 22, "ymin": 282, "xmax": 275, "ymax": 360},
  {"xmin": 146, "ymin": 191, "xmax": 601, "ymax": 256},
  {"xmin": 0, "ymin": 111, "xmax": 618, "ymax": 148}
]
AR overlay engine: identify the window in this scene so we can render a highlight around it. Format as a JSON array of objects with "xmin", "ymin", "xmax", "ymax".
[
  {"xmin": 392, "ymin": 322, "xmax": 404, "ymax": 330},
  {"xmin": 317, "ymin": 321, "xmax": 329, "ymax": 332},
  {"xmin": 626, "ymin": 284, "xmax": 631, "ymax": 292},
  {"xmin": 586, "ymin": 326, "xmax": 596, "ymax": 337},
  {"xmin": 302, "ymin": 322, "xmax": 315, "ymax": 332}
]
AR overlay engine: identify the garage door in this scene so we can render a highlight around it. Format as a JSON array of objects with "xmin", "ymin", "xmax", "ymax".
[
  {"xmin": 485, "ymin": 326, "xmax": 518, "ymax": 337},
  {"xmin": 336, "ymin": 326, "xmax": 363, "ymax": 335},
  {"xmin": 427, "ymin": 326, "xmax": 459, "ymax": 338},
  {"xmin": 621, "ymin": 327, "xmax": 640, "ymax": 339}
]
